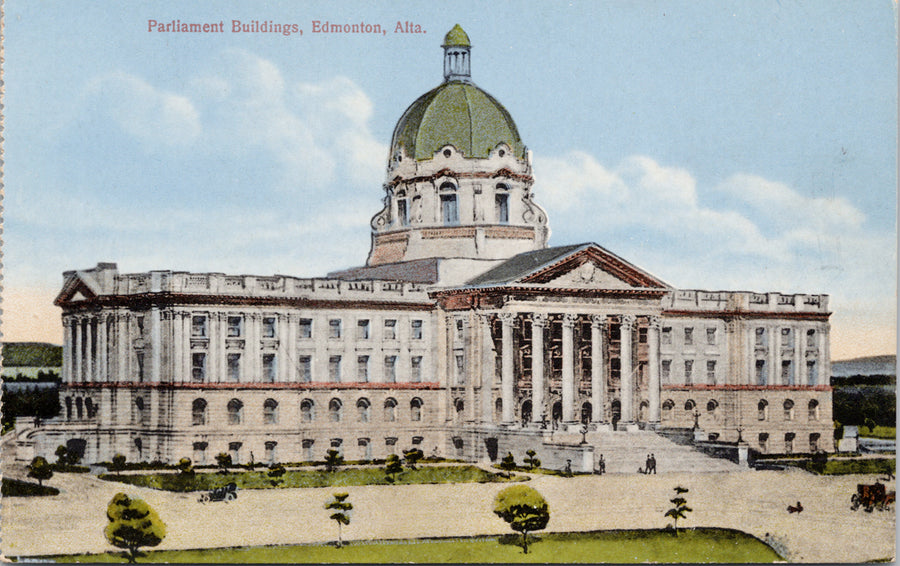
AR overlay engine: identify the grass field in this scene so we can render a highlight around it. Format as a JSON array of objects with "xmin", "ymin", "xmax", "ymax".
[
  {"xmin": 46, "ymin": 528, "xmax": 782, "ymax": 563},
  {"xmin": 2, "ymin": 478, "xmax": 60, "ymax": 497},
  {"xmin": 816, "ymin": 458, "xmax": 895, "ymax": 476},
  {"xmin": 99, "ymin": 465, "xmax": 525, "ymax": 492},
  {"xmin": 859, "ymin": 426, "xmax": 896, "ymax": 440}
]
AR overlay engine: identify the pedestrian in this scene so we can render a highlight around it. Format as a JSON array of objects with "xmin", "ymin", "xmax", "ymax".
[
  {"xmin": 645, "ymin": 453, "xmax": 652, "ymax": 473},
  {"xmin": 596, "ymin": 454, "xmax": 606, "ymax": 475},
  {"xmin": 649, "ymin": 453, "xmax": 657, "ymax": 474},
  {"xmin": 564, "ymin": 459, "xmax": 572, "ymax": 476}
]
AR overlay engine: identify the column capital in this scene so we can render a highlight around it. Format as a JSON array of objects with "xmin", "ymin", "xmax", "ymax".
[
  {"xmin": 562, "ymin": 312, "xmax": 579, "ymax": 327},
  {"xmin": 620, "ymin": 314, "xmax": 636, "ymax": 330},
  {"xmin": 590, "ymin": 314, "xmax": 607, "ymax": 328},
  {"xmin": 648, "ymin": 315, "xmax": 662, "ymax": 330},
  {"xmin": 63, "ymin": 317, "xmax": 76, "ymax": 328},
  {"xmin": 498, "ymin": 312, "xmax": 516, "ymax": 326},
  {"xmin": 531, "ymin": 313, "xmax": 549, "ymax": 328}
]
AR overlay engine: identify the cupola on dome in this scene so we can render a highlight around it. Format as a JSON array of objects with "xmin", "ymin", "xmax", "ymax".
[{"xmin": 389, "ymin": 25, "xmax": 526, "ymax": 161}]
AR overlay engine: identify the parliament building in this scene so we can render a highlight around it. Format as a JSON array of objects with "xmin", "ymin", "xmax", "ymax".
[{"xmin": 18, "ymin": 26, "xmax": 834, "ymax": 472}]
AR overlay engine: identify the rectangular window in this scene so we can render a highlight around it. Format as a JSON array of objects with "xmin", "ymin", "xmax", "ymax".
[
  {"xmin": 329, "ymin": 319, "xmax": 342, "ymax": 339},
  {"xmin": 357, "ymin": 319, "xmax": 370, "ymax": 340},
  {"xmin": 807, "ymin": 360, "xmax": 818, "ymax": 386},
  {"xmin": 384, "ymin": 319, "xmax": 397, "ymax": 340},
  {"xmin": 136, "ymin": 352, "xmax": 145, "ymax": 382},
  {"xmin": 755, "ymin": 327, "xmax": 766, "ymax": 347},
  {"xmin": 782, "ymin": 327, "xmax": 793, "ymax": 347},
  {"xmin": 411, "ymin": 319, "xmax": 423, "ymax": 340},
  {"xmin": 136, "ymin": 316, "xmax": 145, "ymax": 335},
  {"xmin": 191, "ymin": 353, "xmax": 206, "ymax": 382},
  {"xmin": 441, "ymin": 194, "xmax": 459, "ymax": 225},
  {"xmin": 227, "ymin": 353, "xmax": 241, "ymax": 382},
  {"xmin": 227, "ymin": 316, "xmax": 243, "ymax": 338},
  {"xmin": 755, "ymin": 360, "xmax": 767, "ymax": 385},
  {"xmin": 661, "ymin": 360, "xmax": 671, "ymax": 383},
  {"xmin": 661, "ymin": 327, "xmax": 672, "ymax": 345},
  {"xmin": 298, "ymin": 318, "xmax": 313, "ymax": 339},
  {"xmin": 357, "ymin": 355, "xmax": 369, "ymax": 382},
  {"xmin": 706, "ymin": 327, "xmax": 717, "ymax": 345},
  {"xmin": 262, "ymin": 317, "xmax": 277, "ymax": 339},
  {"xmin": 262, "ymin": 353, "xmax": 276, "ymax": 383},
  {"xmin": 299, "ymin": 356, "xmax": 312, "ymax": 383},
  {"xmin": 610, "ymin": 358, "xmax": 621, "ymax": 380},
  {"xmin": 397, "ymin": 199, "xmax": 409, "ymax": 226},
  {"xmin": 191, "ymin": 315, "xmax": 208, "ymax": 338},
  {"xmin": 782, "ymin": 360, "xmax": 793, "ymax": 385},
  {"xmin": 706, "ymin": 360, "xmax": 716, "ymax": 384},
  {"xmin": 495, "ymin": 193, "xmax": 509, "ymax": 223},
  {"xmin": 638, "ymin": 327, "xmax": 648, "ymax": 344},
  {"xmin": 806, "ymin": 329, "xmax": 816, "ymax": 348},
  {"xmin": 684, "ymin": 360, "xmax": 693, "ymax": 385},
  {"xmin": 411, "ymin": 356, "xmax": 423, "ymax": 383},
  {"xmin": 684, "ymin": 327, "xmax": 694, "ymax": 345},
  {"xmin": 384, "ymin": 356, "xmax": 397, "ymax": 382},
  {"xmin": 456, "ymin": 319, "xmax": 464, "ymax": 341},
  {"xmin": 329, "ymin": 356, "xmax": 342, "ymax": 382},
  {"xmin": 455, "ymin": 354, "xmax": 465, "ymax": 385}
]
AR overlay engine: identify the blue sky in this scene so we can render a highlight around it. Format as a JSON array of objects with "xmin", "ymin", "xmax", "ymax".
[{"xmin": 3, "ymin": 0, "xmax": 896, "ymax": 359}]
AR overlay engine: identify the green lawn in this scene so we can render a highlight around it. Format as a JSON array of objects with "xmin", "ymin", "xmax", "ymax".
[
  {"xmin": 99, "ymin": 465, "xmax": 525, "ymax": 492},
  {"xmin": 815, "ymin": 458, "xmax": 895, "ymax": 476},
  {"xmin": 1, "ymin": 478, "xmax": 60, "ymax": 497},
  {"xmin": 859, "ymin": 426, "xmax": 896, "ymax": 440},
  {"xmin": 45, "ymin": 528, "xmax": 782, "ymax": 563}
]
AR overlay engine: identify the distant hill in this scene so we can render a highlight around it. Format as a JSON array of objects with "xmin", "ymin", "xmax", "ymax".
[
  {"xmin": 832, "ymin": 355, "xmax": 896, "ymax": 378},
  {"xmin": 1, "ymin": 342, "xmax": 63, "ymax": 367}
]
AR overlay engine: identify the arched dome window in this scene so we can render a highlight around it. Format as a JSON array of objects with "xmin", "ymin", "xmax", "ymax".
[
  {"xmin": 300, "ymin": 399, "xmax": 315, "ymax": 422},
  {"xmin": 192, "ymin": 398, "xmax": 207, "ymax": 426},
  {"xmin": 757, "ymin": 399, "xmax": 769, "ymax": 421},
  {"xmin": 227, "ymin": 399, "xmax": 244, "ymax": 425},
  {"xmin": 384, "ymin": 398, "xmax": 398, "ymax": 422},
  {"xmin": 454, "ymin": 398, "xmax": 464, "ymax": 422},
  {"xmin": 357, "ymin": 398, "xmax": 371, "ymax": 423},
  {"xmin": 263, "ymin": 398, "xmax": 279, "ymax": 425},
  {"xmin": 684, "ymin": 399, "xmax": 696, "ymax": 412},
  {"xmin": 410, "ymin": 398, "xmax": 423, "ymax": 422},
  {"xmin": 808, "ymin": 399, "xmax": 819, "ymax": 421},
  {"xmin": 783, "ymin": 399, "xmax": 795, "ymax": 421},
  {"xmin": 396, "ymin": 189, "xmax": 409, "ymax": 227},
  {"xmin": 439, "ymin": 181, "xmax": 458, "ymax": 225},
  {"xmin": 495, "ymin": 183, "xmax": 510, "ymax": 224},
  {"xmin": 329, "ymin": 398, "xmax": 343, "ymax": 422}
]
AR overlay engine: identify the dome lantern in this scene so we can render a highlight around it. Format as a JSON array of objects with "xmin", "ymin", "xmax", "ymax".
[{"xmin": 443, "ymin": 24, "xmax": 471, "ymax": 82}]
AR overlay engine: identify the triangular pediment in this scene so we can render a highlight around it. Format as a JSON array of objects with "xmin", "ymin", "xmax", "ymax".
[
  {"xmin": 540, "ymin": 258, "xmax": 637, "ymax": 289},
  {"xmin": 54, "ymin": 275, "xmax": 101, "ymax": 306},
  {"xmin": 520, "ymin": 245, "xmax": 669, "ymax": 289}
]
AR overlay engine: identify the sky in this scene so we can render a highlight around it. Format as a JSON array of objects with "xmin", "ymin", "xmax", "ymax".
[{"xmin": 2, "ymin": 0, "xmax": 896, "ymax": 361}]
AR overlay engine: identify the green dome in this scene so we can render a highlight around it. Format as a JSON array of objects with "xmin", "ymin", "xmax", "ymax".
[
  {"xmin": 391, "ymin": 81, "xmax": 526, "ymax": 161},
  {"xmin": 443, "ymin": 24, "xmax": 471, "ymax": 47}
]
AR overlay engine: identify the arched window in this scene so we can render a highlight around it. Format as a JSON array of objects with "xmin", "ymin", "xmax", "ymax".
[
  {"xmin": 439, "ymin": 181, "xmax": 458, "ymax": 225},
  {"xmin": 84, "ymin": 398, "xmax": 94, "ymax": 419},
  {"xmin": 706, "ymin": 399, "xmax": 719, "ymax": 414},
  {"xmin": 76, "ymin": 397, "xmax": 84, "ymax": 420},
  {"xmin": 384, "ymin": 398, "xmax": 397, "ymax": 422},
  {"xmin": 263, "ymin": 398, "xmax": 279, "ymax": 425},
  {"xmin": 134, "ymin": 397, "xmax": 147, "ymax": 425},
  {"xmin": 494, "ymin": 398, "xmax": 503, "ymax": 422},
  {"xmin": 357, "ymin": 398, "xmax": 371, "ymax": 423},
  {"xmin": 454, "ymin": 399, "xmax": 464, "ymax": 422},
  {"xmin": 300, "ymin": 399, "xmax": 315, "ymax": 422},
  {"xmin": 65, "ymin": 397, "xmax": 73, "ymax": 420},
  {"xmin": 662, "ymin": 399, "xmax": 675, "ymax": 413},
  {"xmin": 758, "ymin": 432, "xmax": 769, "ymax": 453},
  {"xmin": 757, "ymin": 399, "xmax": 768, "ymax": 421},
  {"xmin": 684, "ymin": 399, "xmax": 696, "ymax": 412},
  {"xmin": 329, "ymin": 398, "xmax": 343, "ymax": 422},
  {"xmin": 192, "ymin": 398, "xmax": 207, "ymax": 426},
  {"xmin": 410, "ymin": 398, "xmax": 423, "ymax": 422},
  {"xmin": 227, "ymin": 398, "xmax": 243, "ymax": 425},
  {"xmin": 783, "ymin": 399, "xmax": 795, "ymax": 421},
  {"xmin": 784, "ymin": 432, "xmax": 796, "ymax": 454},
  {"xmin": 808, "ymin": 399, "xmax": 819, "ymax": 421},
  {"xmin": 495, "ymin": 183, "xmax": 510, "ymax": 224}
]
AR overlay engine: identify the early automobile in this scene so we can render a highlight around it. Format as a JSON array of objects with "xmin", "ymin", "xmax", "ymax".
[
  {"xmin": 198, "ymin": 482, "xmax": 238, "ymax": 503},
  {"xmin": 851, "ymin": 481, "xmax": 895, "ymax": 512}
]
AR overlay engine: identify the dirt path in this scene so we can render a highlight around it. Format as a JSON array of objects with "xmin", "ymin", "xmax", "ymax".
[{"xmin": 2, "ymin": 468, "xmax": 894, "ymax": 562}]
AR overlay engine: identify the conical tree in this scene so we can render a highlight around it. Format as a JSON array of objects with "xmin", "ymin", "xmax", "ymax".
[
  {"xmin": 493, "ymin": 485, "xmax": 550, "ymax": 553},
  {"xmin": 325, "ymin": 492, "xmax": 353, "ymax": 547},
  {"xmin": 104, "ymin": 493, "xmax": 166, "ymax": 563}
]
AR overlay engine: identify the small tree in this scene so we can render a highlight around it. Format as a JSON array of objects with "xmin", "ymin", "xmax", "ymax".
[
  {"xmin": 177, "ymin": 457, "xmax": 194, "ymax": 475},
  {"xmin": 324, "ymin": 492, "xmax": 353, "ymax": 548},
  {"xmin": 384, "ymin": 454, "xmax": 403, "ymax": 483},
  {"xmin": 324, "ymin": 449, "xmax": 344, "ymax": 473},
  {"xmin": 215, "ymin": 452, "xmax": 232, "ymax": 474},
  {"xmin": 111, "ymin": 453, "xmax": 127, "ymax": 476},
  {"xmin": 55, "ymin": 445, "xmax": 70, "ymax": 466},
  {"xmin": 403, "ymin": 448, "xmax": 424, "ymax": 470},
  {"xmin": 493, "ymin": 485, "xmax": 550, "ymax": 554},
  {"xmin": 104, "ymin": 492, "xmax": 166, "ymax": 563},
  {"xmin": 27, "ymin": 456, "xmax": 53, "ymax": 487},
  {"xmin": 267, "ymin": 463, "xmax": 286, "ymax": 487},
  {"xmin": 500, "ymin": 452, "xmax": 517, "ymax": 478},
  {"xmin": 864, "ymin": 417, "xmax": 877, "ymax": 434},
  {"xmin": 665, "ymin": 486, "xmax": 692, "ymax": 535},
  {"xmin": 524, "ymin": 449, "xmax": 541, "ymax": 470}
]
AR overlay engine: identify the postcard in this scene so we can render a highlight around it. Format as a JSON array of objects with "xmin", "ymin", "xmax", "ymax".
[{"xmin": 2, "ymin": 1, "xmax": 895, "ymax": 563}]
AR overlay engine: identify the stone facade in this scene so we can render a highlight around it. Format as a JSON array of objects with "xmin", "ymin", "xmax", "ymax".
[{"xmin": 16, "ymin": 26, "xmax": 834, "ymax": 468}]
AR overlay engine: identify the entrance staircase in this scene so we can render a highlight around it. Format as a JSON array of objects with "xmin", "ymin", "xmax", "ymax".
[{"xmin": 548, "ymin": 428, "xmax": 743, "ymax": 474}]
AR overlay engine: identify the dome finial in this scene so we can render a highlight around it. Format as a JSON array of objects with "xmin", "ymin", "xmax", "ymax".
[{"xmin": 442, "ymin": 24, "xmax": 471, "ymax": 82}]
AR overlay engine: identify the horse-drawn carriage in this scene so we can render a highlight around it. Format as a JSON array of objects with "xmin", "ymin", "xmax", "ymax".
[
  {"xmin": 198, "ymin": 482, "xmax": 238, "ymax": 503},
  {"xmin": 850, "ymin": 481, "xmax": 895, "ymax": 512}
]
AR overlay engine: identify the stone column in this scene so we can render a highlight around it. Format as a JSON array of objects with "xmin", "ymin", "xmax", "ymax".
[
  {"xmin": 819, "ymin": 323, "xmax": 831, "ymax": 387},
  {"xmin": 769, "ymin": 324, "xmax": 781, "ymax": 386},
  {"xmin": 62, "ymin": 318, "xmax": 73, "ymax": 384},
  {"xmin": 277, "ymin": 313, "xmax": 289, "ymax": 382},
  {"xmin": 463, "ymin": 316, "xmax": 476, "ymax": 422},
  {"xmin": 480, "ymin": 313, "xmax": 495, "ymax": 423},
  {"xmin": 74, "ymin": 317, "xmax": 84, "ymax": 382},
  {"xmin": 648, "ymin": 315, "xmax": 661, "ymax": 423},
  {"xmin": 442, "ymin": 316, "xmax": 453, "ymax": 422},
  {"xmin": 531, "ymin": 313, "xmax": 548, "ymax": 424},
  {"xmin": 150, "ymin": 307, "xmax": 161, "ymax": 382},
  {"xmin": 561, "ymin": 313, "xmax": 578, "ymax": 424},
  {"xmin": 97, "ymin": 315, "xmax": 108, "ymax": 382},
  {"xmin": 173, "ymin": 311, "xmax": 183, "ymax": 383},
  {"xmin": 247, "ymin": 313, "xmax": 260, "ymax": 382},
  {"xmin": 590, "ymin": 315, "xmax": 606, "ymax": 423},
  {"xmin": 117, "ymin": 312, "xmax": 128, "ymax": 382},
  {"xmin": 499, "ymin": 312, "xmax": 516, "ymax": 424},
  {"xmin": 620, "ymin": 314, "xmax": 635, "ymax": 423},
  {"xmin": 84, "ymin": 317, "xmax": 94, "ymax": 382},
  {"xmin": 285, "ymin": 313, "xmax": 297, "ymax": 382},
  {"xmin": 795, "ymin": 325, "xmax": 806, "ymax": 386},
  {"xmin": 182, "ymin": 312, "xmax": 191, "ymax": 383}
]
